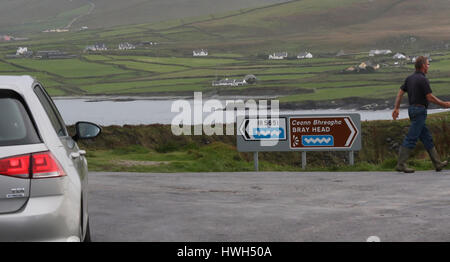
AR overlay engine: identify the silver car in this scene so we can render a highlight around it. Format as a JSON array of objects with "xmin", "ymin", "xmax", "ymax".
[{"xmin": 0, "ymin": 75, "xmax": 101, "ymax": 242}]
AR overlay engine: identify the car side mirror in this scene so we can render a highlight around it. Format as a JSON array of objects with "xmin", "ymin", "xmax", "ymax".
[{"xmin": 73, "ymin": 121, "xmax": 102, "ymax": 141}]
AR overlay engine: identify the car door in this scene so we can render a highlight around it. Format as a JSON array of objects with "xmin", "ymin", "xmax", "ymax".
[{"xmin": 33, "ymin": 85, "xmax": 88, "ymax": 210}]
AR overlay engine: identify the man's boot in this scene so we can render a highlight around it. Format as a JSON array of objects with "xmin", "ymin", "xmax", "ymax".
[
  {"xmin": 395, "ymin": 146, "xmax": 415, "ymax": 173},
  {"xmin": 427, "ymin": 147, "xmax": 448, "ymax": 172}
]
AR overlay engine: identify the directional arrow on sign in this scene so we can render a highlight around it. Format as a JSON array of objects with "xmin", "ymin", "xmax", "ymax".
[
  {"xmin": 344, "ymin": 117, "xmax": 357, "ymax": 147},
  {"xmin": 240, "ymin": 119, "xmax": 251, "ymax": 140},
  {"xmin": 239, "ymin": 118, "xmax": 286, "ymax": 141}
]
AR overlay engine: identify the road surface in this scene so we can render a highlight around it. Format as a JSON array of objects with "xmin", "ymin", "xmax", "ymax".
[{"xmin": 88, "ymin": 171, "xmax": 450, "ymax": 242}]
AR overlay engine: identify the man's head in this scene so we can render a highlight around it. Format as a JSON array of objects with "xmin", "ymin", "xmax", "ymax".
[{"xmin": 415, "ymin": 56, "xmax": 429, "ymax": 74}]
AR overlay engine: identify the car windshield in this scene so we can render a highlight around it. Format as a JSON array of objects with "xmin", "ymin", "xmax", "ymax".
[{"xmin": 0, "ymin": 91, "xmax": 41, "ymax": 146}]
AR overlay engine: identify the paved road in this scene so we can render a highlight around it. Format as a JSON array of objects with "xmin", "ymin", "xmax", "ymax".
[{"xmin": 88, "ymin": 171, "xmax": 450, "ymax": 242}]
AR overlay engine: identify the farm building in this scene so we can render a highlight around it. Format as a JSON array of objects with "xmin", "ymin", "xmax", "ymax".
[
  {"xmin": 297, "ymin": 52, "xmax": 313, "ymax": 59},
  {"xmin": 336, "ymin": 50, "xmax": 346, "ymax": 57},
  {"xmin": 16, "ymin": 47, "xmax": 33, "ymax": 57},
  {"xmin": 0, "ymin": 35, "xmax": 12, "ymax": 41},
  {"xmin": 269, "ymin": 52, "xmax": 288, "ymax": 60},
  {"xmin": 369, "ymin": 49, "xmax": 392, "ymax": 56},
  {"xmin": 393, "ymin": 53, "xmax": 407, "ymax": 59},
  {"xmin": 193, "ymin": 49, "xmax": 208, "ymax": 56},
  {"xmin": 345, "ymin": 61, "xmax": 380, "ymax": 73},
  {"xmin": 35, "ymin": 50, "xmax": 76, "ymax": 59},
  {"xmin": 85, "ymin": 44, "xmax": 108, "ymax": 52},
  {"xmin": 212, "ymin": 78, "xmax": 247, "ymax": 87},
  {"xmin": 118, "ymin": 42, "xmax": 136, "ymax": 50},
  {"xmin": 410, "ymin": 54, "xmax": 432, "ymax": 63},
  {"xmin": 244, "ymin": 74, "xmax": 257, "ymax": 84}
]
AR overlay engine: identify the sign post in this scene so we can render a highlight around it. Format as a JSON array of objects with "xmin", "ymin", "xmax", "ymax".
[
  {"xmin": 349, "ymin": 151, "xmax": 354, "ymax": 166},
  {"xmin": 254, "ymin": 152, "xmax": 259, "ymax": 171},
  {"xmin": 302, "ymin": 152, "xmax": 307, "ymax": 170}
]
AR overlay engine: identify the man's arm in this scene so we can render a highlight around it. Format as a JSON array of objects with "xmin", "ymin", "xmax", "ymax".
[
  {"xmin": 392, "ymin": 89, "xmax": 405, "ymax": 120},
  {"xmin": 426, "ymin": 93, "xmax": 450, "ymax": 108}
]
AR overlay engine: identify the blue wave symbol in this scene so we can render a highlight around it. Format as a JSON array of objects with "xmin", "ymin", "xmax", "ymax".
[
  {"xmin": 302, "ymin": 135, "xmax": 334, "ymax": 146},
  {"xmin": 252, "ymin": 128, "xmax": 285, "ymax": 139}
]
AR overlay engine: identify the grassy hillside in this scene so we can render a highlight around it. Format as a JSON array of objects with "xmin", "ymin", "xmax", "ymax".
[
  {"xmin": 0, "ymin": 0, "xmax": 289, "ymax": 34},
  {"xmin": 173, "ymin": 0, "xmax": 450, "ymax": 52},
  {"xmin": 4, "ymin": 0, "xmax": 450, "ymax": 52},
  {"xmin": 0, "ymin": 0, "xmax": 90, "ymax": 33}
]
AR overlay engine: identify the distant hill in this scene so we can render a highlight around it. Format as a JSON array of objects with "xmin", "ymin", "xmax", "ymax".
[
  {"xmin": 0, "ymin": 0, "xmax": 289, "ymax": 34},
  {"xmin": 3, "ymin": 0, "xmax": 450, "ymax": 53},
  {"xmin": 172, "ymin": 0, "xmax": 450, "ymax": 52}
]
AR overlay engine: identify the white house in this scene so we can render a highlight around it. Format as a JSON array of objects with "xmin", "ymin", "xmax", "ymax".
[
  {"xmin": 118, "ymin": 42, "xmax": 136, "ymax": 50},
  {"xmin": 193, "ymin": 49, "xmax": 208, "ymax": 56},
  {"xmin": 269, "ymin": 52, "xmax": 288, "ymax": 60},
  {"xmin": 16, "ymin": 47, "xmax": 28, "ymax": 55},
  {"xmin": 369, "ymin": 49, "xmax": 392, "ymax": 56},
  {"xmin": 336, "ymin": 50, "xmax": 346, "ymax": 57},
  {"xmin": 393, "ymin": 53, "xmax": 407, "ymax": 59},
  {"xmin": 297, "ymin": 52, "xmax": 313, "ymax": 59},
  {"xmin": 410, "ymin": 54, "xmax": 432, "ymax": 63},
  {"xmin": 212, "ymin": 78, "xmax": 247, "ymax": 87},
  {"xmin": 85, "ymin": 44, "xmax": 108, "ymax": 52}
]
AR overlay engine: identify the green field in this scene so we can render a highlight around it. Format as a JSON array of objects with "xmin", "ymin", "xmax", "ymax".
[
  {"xmin": 0, "ymin": 61, "xmax": 24, "ymax": 72},
  {"xmin": 8, "ymin": 58, "xmax": 129, "ymax": 78},
  {"xmin": 1, "ymin": 51, "xmax": 449, "ymax": 103}
]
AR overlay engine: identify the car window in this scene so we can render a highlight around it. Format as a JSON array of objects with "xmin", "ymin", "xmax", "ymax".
[
  {"xmin": 33, "ymin": 85, "xmax": 68, "ymax": 137},
  {"xmin": 0, "ymin": 90, "xmax": 41, "ymax": 146}
]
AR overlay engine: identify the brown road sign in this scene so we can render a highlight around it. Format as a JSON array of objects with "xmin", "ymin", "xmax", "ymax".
[{"xmin": 289, "ymin": 116, "xmax": 358, "ymax": 149}]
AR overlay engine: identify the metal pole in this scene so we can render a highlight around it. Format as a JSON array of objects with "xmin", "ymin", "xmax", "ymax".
[
  {"xmin": 254, "ymin": 152, "xmax": 259, "ymax": 171},
  {"xmin": 302, "ymin": 151, "xmax": 307, "ymax": 170},
  {"xmin": 349, "ymin": 151, "xmax": 354, "ymax": 166}
]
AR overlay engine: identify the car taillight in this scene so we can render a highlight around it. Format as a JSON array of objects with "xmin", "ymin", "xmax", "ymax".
[
  {"xmin": 0, "ymin": 152, "xmax": 65, "ymax": 179},
  {"xmin": 32, "ymin": 152, "xmax": 66, "ymax": 179},
  {"xmin": 0, "ymin": 155, "xmax": 30, "ymax": 178}
]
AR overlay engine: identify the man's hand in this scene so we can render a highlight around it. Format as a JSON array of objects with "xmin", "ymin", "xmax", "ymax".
[
  {"xmin": 392, "ymin": 109, "xmax": 399, "ymax": 120},
  {"xmin": 427, "ymin": 93, "xmax": 450, "ymax": 108},
  {"xmin": 393, "ymin": 89, "xmax": 405, "ymax": 120}
]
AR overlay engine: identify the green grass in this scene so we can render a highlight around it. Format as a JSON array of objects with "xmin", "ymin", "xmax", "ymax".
[
  {"xmin": 280, "ymin": 84, "xmax": 399, "ymax": 102},
  {"xmin": 430, "ymin": 60, "xmax": 450, "ymax": 72},
  {"xmin": 98, "ymin": 27, "xmax": 149, "ymax": 38},
  {"xmin": 86, "ymin": 146, "xmax": 439, "ymax": 173},
  {"xmin": 256, "ymin": 73, "xmax": 316, "ymax": 81},
  {"xmin": 198, "ymin": 0, "xmax": 361, "ymax": 30},
  {"xmin": 7, "ymin": 58, "xmax": 129, "ymax": 78},
  {"xmin": 0, "ymin": 61, "xmax": 25, "ymax": 72},
  {"xmin": 261, "ymin": 65, "xmax": 346, "ymax": 74},
  {"xmin": 126, "ymin": 56, "xmax": 243, "ymax": 67},
  {"xmin": 56, "ymin": 4, "xmax": 91, "ymax": 19},
  {"xmin": 87, "ymin": 143, "xmax": 256, "ymax": 172},
  {"xmin": 83, "ymin": 55, "xmax": 114, "ymax": 61},
  {"xmin": 80, "ymin": 77, "xmax": 210, "ymax": 93},
  {"xmin": 105, "ymin": 60, "xmax": 188, "ymax": 73}
]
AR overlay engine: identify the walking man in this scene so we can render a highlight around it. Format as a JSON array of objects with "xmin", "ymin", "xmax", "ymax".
[{"xmin": 392, "ymin": 56, "xmax": 450, "ymax": 173}]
